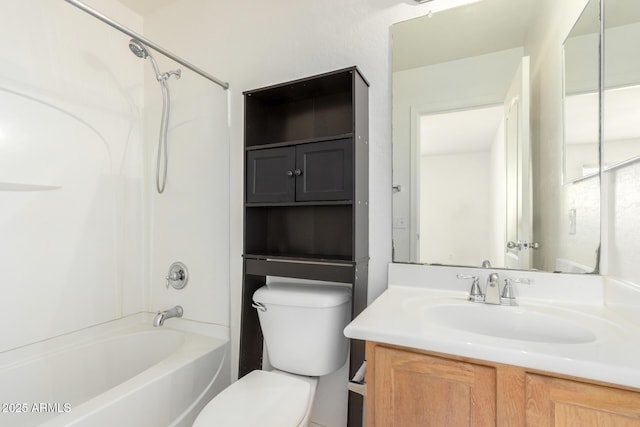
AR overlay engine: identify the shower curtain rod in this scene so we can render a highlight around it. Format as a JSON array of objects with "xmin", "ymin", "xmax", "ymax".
[{"xmin": 63, "ymin": 0, "xmax": 229, "ymax": 90}]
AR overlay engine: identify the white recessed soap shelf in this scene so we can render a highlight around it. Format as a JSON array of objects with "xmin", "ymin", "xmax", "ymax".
[{"xmin": 0, "ymin": 182, "xmax": 62, "ymax": 192}]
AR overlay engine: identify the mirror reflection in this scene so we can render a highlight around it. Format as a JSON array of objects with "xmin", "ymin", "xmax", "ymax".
[
  {"xmin": 603, "ymin": 0, "xmax": 640, "ymax": 169},
  {"xmin": 392, "ymin": 0, "xmax": 601, "ymax": 273},
  {"xmin": 563, "ymin": 0, "xmax": 600, "ymax": 183}
]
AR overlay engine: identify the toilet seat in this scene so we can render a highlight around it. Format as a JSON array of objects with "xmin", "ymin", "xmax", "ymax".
[{"xmin": 193, "ymin": 370, "xmax": 316, "ymax": 427}]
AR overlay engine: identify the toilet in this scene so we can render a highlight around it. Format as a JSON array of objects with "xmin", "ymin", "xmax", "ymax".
[{"xmin": 193, "ymin": 282, "xmax": 352, "ymax": 427}]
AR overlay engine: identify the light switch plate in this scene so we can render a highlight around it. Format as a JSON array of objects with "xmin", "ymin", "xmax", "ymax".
[{"xmin": 569, "ymin": 209, "xmax": 576, "ymax": 235}]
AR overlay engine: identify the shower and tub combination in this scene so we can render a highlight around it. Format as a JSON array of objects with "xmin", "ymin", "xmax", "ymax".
[{"xmin": 0, "ymin": 1, "xmax": 231, "ymax": 426}]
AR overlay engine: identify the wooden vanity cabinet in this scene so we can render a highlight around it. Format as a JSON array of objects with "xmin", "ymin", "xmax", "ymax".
[
  {"xmin": 526, "ymin": 374, "xmax": 640, "ymax": 426},
  {"xmin": 367, "ymin": 342, "xmax": 640, "ymax": 427},
  {"xmin": 369, "ymin": 344, "xmax": 497, "ymax": 426}
]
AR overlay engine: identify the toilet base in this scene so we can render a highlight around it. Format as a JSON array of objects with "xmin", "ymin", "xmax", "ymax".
[{"xmin": 193, "ymin": 369, "xmax": 318, "ymax": 427}]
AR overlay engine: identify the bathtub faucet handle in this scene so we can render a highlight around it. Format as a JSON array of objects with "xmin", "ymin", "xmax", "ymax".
[
  {"xmin": 165, "ymin": 262, "xmax": 189, "ymax": 290},
  {"xmin": 165, "ymin": 270, "xmax": 183, "ymax": 287}
]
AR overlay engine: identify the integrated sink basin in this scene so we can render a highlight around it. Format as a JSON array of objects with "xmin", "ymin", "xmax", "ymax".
[
  {"xmin": 422, "ymin": 303, "xmax": 597, "ymax": 344},
  {"xmin": 343, "ymin": 264, "xmax": 640, "ymax": 389}
]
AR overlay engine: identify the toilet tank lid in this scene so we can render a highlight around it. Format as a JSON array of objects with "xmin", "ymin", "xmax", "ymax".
[{"xmin": 253, "ymin": 283, "xmax": 351, "ymax": 308}]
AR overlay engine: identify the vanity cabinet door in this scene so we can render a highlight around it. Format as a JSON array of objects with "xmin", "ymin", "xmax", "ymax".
[
  {"xmin": 370, "ymin": 345, "xmax": 496, "ymax": 427},
  {"xmin": 526, "ymin": 374, "xmax": 640, "ymax": 426}
]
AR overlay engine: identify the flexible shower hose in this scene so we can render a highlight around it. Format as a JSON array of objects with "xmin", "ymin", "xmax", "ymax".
[{"xmin": 156, "ymin": 78, "xmax": 170, "ymax": 194}]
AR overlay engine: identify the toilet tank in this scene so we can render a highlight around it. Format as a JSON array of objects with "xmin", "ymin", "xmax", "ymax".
[{"xmin": 253, "ymin": 283, "xmax": 351, "ymax": 377}]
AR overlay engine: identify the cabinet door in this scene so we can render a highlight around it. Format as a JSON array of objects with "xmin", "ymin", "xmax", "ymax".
[
  {"xmin": 295, "ymin": 139, "xmax": 353, "ymax": 202},
  {"xmin": 246, "ymin": 147, "xmax": 295, "ymax": 203},
  {"xmin": 526, "ymin": 374, "xmax": 640, "ymax": 426},
  {"xmin": 371, "ymin": 345, "xmax": 496, "ymax": 427}
]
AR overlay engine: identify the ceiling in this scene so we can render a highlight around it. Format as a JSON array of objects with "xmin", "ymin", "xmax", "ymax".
[
  {"xmin": 392, "ymin": 0, "xmax": 538, "ymax": 72},
  {"xmin": 420, "ymin": 105, "xmax": 503, "ymax": 156}
]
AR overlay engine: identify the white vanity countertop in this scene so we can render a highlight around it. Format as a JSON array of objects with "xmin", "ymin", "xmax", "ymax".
[{"xmin": 344, "ymin": 264, "xmax": 640, "ymax": 389}]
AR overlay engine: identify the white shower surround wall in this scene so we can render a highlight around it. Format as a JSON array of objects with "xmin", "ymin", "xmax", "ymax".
[
  {"xmin": 1, "ymin": 0, "xmax": 231, "ymax": 351},
  {"xmin": 0, "ymin": 0, "xmax": 146, "ymax": 353},
  {"xmin": 0, "ymin": 315, "xmax": 230, "ymax": 427}
]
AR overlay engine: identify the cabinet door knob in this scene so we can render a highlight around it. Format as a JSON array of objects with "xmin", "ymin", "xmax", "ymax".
[
  {"xmin": 294, "ymin": 168, "xmax": 303, "ymax": 176},
  {"xmin": 286, "ymin": 170, "xmax": 294, "ymax": 177}
]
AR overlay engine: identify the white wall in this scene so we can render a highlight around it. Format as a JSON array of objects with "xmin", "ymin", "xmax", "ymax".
[
  {"xmin": 606, "ymin": 163, "xmax": 640, "ymax": 284},
  {"xmin": 421, "ymin": 152, "xmax": 492, "ymax": 266},
  {"xmin": 0, "ymin": 0, "xmax": 145, "ymax": 352}
]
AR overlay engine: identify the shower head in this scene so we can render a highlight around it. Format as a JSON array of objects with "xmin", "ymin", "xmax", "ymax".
[
  {"xmin": 129, "ymin": 39, "xmax": 149, "ymax": 59},
  {"xmin": 128, "ymin": 39, "xmax": 164, "ymax": 81}
]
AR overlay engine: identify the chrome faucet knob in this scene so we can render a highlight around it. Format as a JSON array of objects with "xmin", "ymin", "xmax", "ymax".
[
  {"xmin": 500, "ymin": 279, "xmax": 516, "ymax": 304},
  {"xmin": 457, "ymin": 274, "xmax": 483, "ymax": 302},
  {"xmin": 500, "ymin": 278, "xmax": 531, "ymax": 306},
  {"xmin": 165, "ymin": 262, "xmax": 189, "ymax": 289}
]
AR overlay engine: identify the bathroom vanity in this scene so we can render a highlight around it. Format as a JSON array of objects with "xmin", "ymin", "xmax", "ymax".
[
  {"xmin": 366, "ymin": 343, "xmax": 640, "ymax": 426},
  {"xmin": 344, "ymin": 264, "xmax": 640, "ymax": 426}
]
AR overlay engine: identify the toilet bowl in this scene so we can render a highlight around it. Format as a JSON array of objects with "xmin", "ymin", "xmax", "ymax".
[
  {"xmin": 193, "ymin": 282, "xmax": 351, "ymax": 427},
  {"xmin": 192, "ymin": 369, "xmax": 318, "ymax": 427}
]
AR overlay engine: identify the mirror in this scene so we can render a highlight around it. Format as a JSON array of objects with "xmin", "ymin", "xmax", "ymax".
[
  {"xmin": 392, "ymin": 0, "xmax": 601, "ymax": 273},
  {"xmin": 563, "ymin": 0, "xmax": 601, "ymax": 183},
  {"xmin": 603, "ymin": 0, "xmax": 640, "ymax": 170}
]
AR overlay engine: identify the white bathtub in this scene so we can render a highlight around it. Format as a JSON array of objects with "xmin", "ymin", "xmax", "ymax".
[{"xmin": 0, "ymin": 314, "xmax": 229, "ymax": 427}]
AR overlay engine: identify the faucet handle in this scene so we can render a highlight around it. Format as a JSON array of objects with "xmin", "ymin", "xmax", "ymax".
[
  {"xmin": 501, "ymin": 278, "xmax": 531, "ymax": 305},
  {"xmin": 457, "ymin": 274, "xmax": 484, "ymax": 302},
  {"xmin": 165, "ymin": 262, "xmax": 189, "ymax": 289}
]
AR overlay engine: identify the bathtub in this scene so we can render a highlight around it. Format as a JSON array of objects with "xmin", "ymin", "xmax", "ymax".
[{"xmin": 0, "ymin": 313, "xmax": 229, "ymax": 427}]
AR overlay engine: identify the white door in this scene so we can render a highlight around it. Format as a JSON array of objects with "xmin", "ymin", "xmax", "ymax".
[{"xmin": 505, "ymin": 56, "xmax": 532, "ymax": 269}]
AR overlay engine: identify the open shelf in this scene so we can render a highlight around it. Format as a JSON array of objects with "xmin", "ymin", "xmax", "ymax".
[
  {"xmin": 244, "ymin": 68, "xmax": 359, "ymax": 148},
  {"xmin": 245, "ymin": 205, "xmax": 353, "ymax": 260}
]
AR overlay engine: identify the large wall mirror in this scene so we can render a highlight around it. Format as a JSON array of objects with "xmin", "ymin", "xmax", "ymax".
[{"xmin": 392, "ymin": 0, "xmax": 601, "ymax": 274}]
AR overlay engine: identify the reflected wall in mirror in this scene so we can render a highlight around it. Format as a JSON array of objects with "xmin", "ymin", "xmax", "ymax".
[
  {"xmin": 603, "ymin": 0, "xmax": 640, "ymax": 169},
  {"xmin": 392, "ymin": 0, "xmax": 601, "ymax": 274},
  {"xmin": 563, "ymin": 0, "xmax": 600, "ymax": 183}
]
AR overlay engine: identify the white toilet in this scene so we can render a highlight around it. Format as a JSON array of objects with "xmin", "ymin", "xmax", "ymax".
[{"xmin": 193, "ymin": 282, "xmax": 352, "ymax": 427}]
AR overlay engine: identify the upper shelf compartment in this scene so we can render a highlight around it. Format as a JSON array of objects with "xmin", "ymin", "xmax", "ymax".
[{"xmin": 244, "ymin": 67, "xmax": 361, "ymax": 147}]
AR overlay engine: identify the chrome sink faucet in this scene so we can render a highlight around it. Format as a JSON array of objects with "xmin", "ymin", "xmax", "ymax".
[
  {"xmin": 153, "ymin": 305, "xmax": 183, "ymax": 327},
  {"xmin": 458, "ymin": 272, "xmax": 531, "ymax": 305},
  {"xmin": 484, "ymin": 272, "xmax": 501, "ymax": 305}
]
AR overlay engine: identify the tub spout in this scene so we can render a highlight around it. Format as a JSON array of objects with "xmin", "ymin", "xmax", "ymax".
[{"xmin": 153, "ymin": 305, "xmax": 183, "ymax": 327}]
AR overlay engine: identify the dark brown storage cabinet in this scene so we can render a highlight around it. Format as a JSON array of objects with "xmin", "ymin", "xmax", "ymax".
[{"xmin": 241, "ymin": 66, "xmax": 369, "ymax": 427}]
